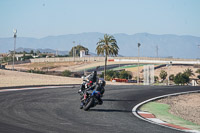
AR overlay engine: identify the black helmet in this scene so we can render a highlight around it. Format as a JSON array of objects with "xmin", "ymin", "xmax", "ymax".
[
  {"xmin": 88, "ymin": 71, "xmax": 97, "ymax": 82},
  {"xmin": 99, "ymin": 78, "xmax": 106, "ymax": 87}
]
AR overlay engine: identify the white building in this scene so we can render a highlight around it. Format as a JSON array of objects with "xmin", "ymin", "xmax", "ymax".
[{"xmin": 80, "ymin": 50, "xmax": 89, "ymax": 57}]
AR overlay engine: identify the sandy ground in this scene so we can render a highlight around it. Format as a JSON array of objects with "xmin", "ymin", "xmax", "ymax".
[
  {"xmin": 158, "ymin": 93, "xmax": 200, "ymax": 125},
  {"xmin": 7, "ymin": 61, "xmax": 200, "ymax": 80},
  {"xmin": 6, "ymin": 62, "xmax": 86, "ymax": 72},
  {"xmin": 0, "ymin": 69, "xmax": 135, "ymax": 87},
  {"xmin": 154, "ymin": 65, "xmax": 200, "ymax": 80},
  {"xmin": 0, "ymin": 69, "xmax": 82, "ymax": 87},
  {"xmin": 5, "ymin": 61, "xmax": 124, "ymax": 72},
  {"xmin": 126, "ymin": 65, "xmax": 200, "ymax": 81}
]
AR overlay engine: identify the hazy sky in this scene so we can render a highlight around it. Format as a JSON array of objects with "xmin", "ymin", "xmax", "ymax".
[{"xmin": 0, "ymin": 0, "xmax": 200, "ymax": 38}]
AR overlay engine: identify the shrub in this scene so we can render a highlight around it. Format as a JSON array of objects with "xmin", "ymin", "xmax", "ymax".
[
  {"xmin": 105, "ymin": 75, "xmax": 112, "ymax": 81},
  {"xmin": 119, "ymin": 70, "xmax": 132, "ymax": 79},
  {"xmin": 100, "ymin": 70, "xmax": 132, "ymax": 80},
  {"xmin": 159, "ymin": 70, "xmax": 167, "ymax": 81},
  {"xmin": 107, "ymin": 70, "xmax": 119, "ymax": 78},
  {"xmin": 196, "ymin": 69, "xmax": 200, "ymax": 75},
  {"xmin": 62, "ymin": 70, "xmax": 71, "ymax": 77},
  {"xmin": 154, "ymin": 76, "xmax": 159, "ymax": 82},
  {"xmin": 169, "ymin": 74, "xmax": 175, "ymax": 81},
  {"xmin": 27, "ymin": 69, "xmax": 45, "ymax": 74},
  {"xmin": 174, "ymin": 72, "xmax": 189, "ymax": 85}
]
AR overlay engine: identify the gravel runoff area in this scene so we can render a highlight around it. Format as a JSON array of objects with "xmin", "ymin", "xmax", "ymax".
[{"xmin": 158, "ymin": 93, "xmax": 200, "ymax": 125}]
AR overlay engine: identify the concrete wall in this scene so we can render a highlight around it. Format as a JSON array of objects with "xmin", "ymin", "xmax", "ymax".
[
  {"xmin": 29, "ymin": 56, "xmax": 200, "ymax": 65},
  {"xmin": 30, "ymin": 57, "xmax": 105, "ymax": 63}
]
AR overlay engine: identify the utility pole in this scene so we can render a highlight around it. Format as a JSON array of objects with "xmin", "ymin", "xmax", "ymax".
[
  {"xmin": 156, "ymin": 45, "xmax": 158, "ymax": 58},
  {"xmin": 12, "ymin": 29, "xmax": 17, "ymax": 71},
  {"xmin": 167, "ymin": 61, "xmax": 172, "ymax": 86},
  {"xmin": 137, "ymin": 43, "xmax": 141, "ymax": 85},
  {"xmin": 198, "ymin": 45, "xmax": 200, "ymax": 66},
  {"xmin": 198, "ymin": 45, "xmax": 200, "ymax": 58},
  {"xmin": 73, "ymin": 41, "xmax": 75, "ymax": 62}
]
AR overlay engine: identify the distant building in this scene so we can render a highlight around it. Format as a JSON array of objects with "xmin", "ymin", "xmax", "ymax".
[
  {"xmin": 14, "ymin": 54, "xmax": 33, "ymax": 61},
  {"xmin": 0, "ymin": 53, "xmax": 8, "ymax": 61},
  {"xmin": 0, "ymin": 53, "xmax": 8, "ymax": 58},
  {"xmin": 80, "ymin": 50, "xmax": 89, "ymax": 57}
]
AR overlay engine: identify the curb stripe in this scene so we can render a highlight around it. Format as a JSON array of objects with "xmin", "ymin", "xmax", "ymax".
[
  {"xmin": 138, "ymin": 113, "xmax": 155, "ymax": 118},
  {"xmin": 132, "ymin": 90, "xmax": 200, "ymax": 133},
  {"xmin": 147, "ymin": 118, "xmax": 167, "ymax": 124},
  {"xmin": 161, "ymin": 123, "xmax": 190, "ymax": 130}
]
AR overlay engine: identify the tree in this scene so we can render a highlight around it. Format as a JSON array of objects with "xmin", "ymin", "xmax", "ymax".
[
  {"xmin": 169, "ymin": 74, "xmax": 175, "ymax": 81},
  {"xmin": 69, "ymin": 45, "xmax": 89, "ymax": 57},
  {"xmin": 100, "ymin": 70, "xmax": 132, "ymax": 81},
  {"xmin": 184, "ymin": 68, "xmax": 194, "ymax": 77},
  {"xmin": 159, "ymin": 70, "xmax": 167, "ymax": 81},
  {"xmin": 174, "ymin": 72, "xmax": 189, "ymax": 85},
  {"xmin": 96, "ymin": 34, "xmax": 119, "ymax": 79},
  {"xmin": 100, "ymin": 70, "xmax": 119, "ymax": 81},
  {"xmin": 119, "ymin": 70, "xmax": 132, "ymax": 79},
  {"xmin": 104, "ymin": 70, "xmax": 119, "ymax": 79},
  {"xmin": 195, "ymin": 69, "xmax": 200, "ymax": 75},
  {"xmin": 36, "ymin": 50, "xmax": 41, "ymax": 55},
  {"xmin": 154, "ymin": 76, "xmax": 159, "ymax": 82},
  {"xmin": 30, "ymin": 50, "xmax": 34, "ymax": 55}
]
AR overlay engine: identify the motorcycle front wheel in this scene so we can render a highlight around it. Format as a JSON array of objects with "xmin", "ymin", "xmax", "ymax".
[{"xmin": 83, "ymin": 97, "xmax": 94, "ymax": 111}]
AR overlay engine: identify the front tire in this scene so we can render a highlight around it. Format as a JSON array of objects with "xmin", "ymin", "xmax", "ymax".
[{"xmin": 83, "ymin": 97, "xmax": 94, "ymax": 111}]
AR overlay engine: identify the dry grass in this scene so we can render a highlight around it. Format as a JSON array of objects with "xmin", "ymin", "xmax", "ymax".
[
  {"xmin": 6, "ymin": 62, "xmax": 85, "ymax": 71},
  {"xmin": 0, "ymin": 69, "xmax": 82, "ymax": 87},
  {"xmin": 0, "ymin": 69, "xmax": 134, "ymax": 87}
]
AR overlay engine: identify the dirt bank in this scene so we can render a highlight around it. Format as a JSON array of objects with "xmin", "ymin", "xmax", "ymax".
[{"xmin": 158, "ymin": 93, "xmax": 200, "ymax": 125}]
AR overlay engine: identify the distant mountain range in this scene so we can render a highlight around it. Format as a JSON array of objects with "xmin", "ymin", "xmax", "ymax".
[
  {"xmin": 0, "ymin": 32, "xmax": 200, "ymax": 59},
  {"xmin": 15, "ymin": 47, "xmax": 69, "ymax": 55},
  {"xmin": 14, "ymin": 47, "xmax": 100, "ymax": 56}
]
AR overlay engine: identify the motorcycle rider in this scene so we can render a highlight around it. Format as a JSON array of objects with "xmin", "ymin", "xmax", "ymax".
[{"xmin": 80, "ymin": 70, "xmax": 104, "ymax": 109}]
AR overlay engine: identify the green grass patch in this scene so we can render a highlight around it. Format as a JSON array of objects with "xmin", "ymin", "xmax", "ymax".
[
  {"xmin": 140, "ymin": 102, "xmax": 200, "ymax": 130},
  {"xmin": 111, "ymin": 64, "xmax": 144, "ymax": 71}
]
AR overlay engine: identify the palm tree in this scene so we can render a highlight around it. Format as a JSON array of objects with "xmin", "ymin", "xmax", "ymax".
[
  {"xmin": 195, "ymin": 69, "xmax": 200, "ymax": 75},
  {"xmin": 184, "ymin": 68, "xmax": 195, "ymax": 77},
  {"xmin": 96, "ymin": 34, "xmax": 119, "ymax": 79}
]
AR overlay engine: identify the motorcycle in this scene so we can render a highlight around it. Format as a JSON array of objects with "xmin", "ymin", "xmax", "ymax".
[
  {"xmin": 82, "ymin": 89, "xmax": 101, "ymax": 111},
  {"xmin": 78, "ymin": 66, "xmax": 106, "ymax": 111}
]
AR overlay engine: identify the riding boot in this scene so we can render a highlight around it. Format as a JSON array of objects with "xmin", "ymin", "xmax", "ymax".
[
  {"xmin": 80, "ymin": 102, "xmax": 84, "ymax": 109},
  {"xmin": 98, "ymin": 98, "xmax": 103, "ymax": 105}
]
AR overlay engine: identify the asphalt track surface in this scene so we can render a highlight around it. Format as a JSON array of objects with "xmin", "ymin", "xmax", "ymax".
[{"xmin": 0, "ymin": 85, "xmax": 200, "ymax": 133}]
